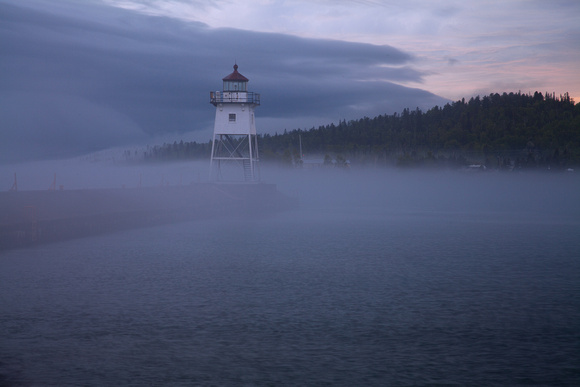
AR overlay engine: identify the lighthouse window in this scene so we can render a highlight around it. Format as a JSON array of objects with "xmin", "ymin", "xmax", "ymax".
[
  {"xmin": 223, "ymin": 81, "xmax": 247, "ymax": 92},
  {"xmin": 229, "ymin": 113, "xmax": 236, "ymax": 122}
]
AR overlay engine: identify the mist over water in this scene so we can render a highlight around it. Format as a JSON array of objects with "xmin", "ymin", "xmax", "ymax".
[
  {"xmin": 1, "ymin": 157, "xmax": 207, "ymax": 191},
  {"xmin": 1, "ymin": 158, "xmax": 579, "ymax": 385},
  {"xmin": 262, "ymin": 165, "xmax": 580, "ymax": 220},
  {"xmin": 3, "ymin": 157, "xmax": 578, "ymax": 219}
]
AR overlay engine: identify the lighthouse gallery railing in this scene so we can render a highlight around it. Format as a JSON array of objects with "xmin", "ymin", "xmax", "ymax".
[{"xmin": 210, "ymin": 91, "xmax": 260, "ymax": 106}]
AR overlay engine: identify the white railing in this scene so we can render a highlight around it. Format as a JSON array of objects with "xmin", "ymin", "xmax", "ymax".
[{"xmin": 210, "ymin": 91, "xmax": 260, "ymax": 105}]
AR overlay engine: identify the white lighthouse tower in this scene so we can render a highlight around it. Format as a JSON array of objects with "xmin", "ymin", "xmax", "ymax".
[{"xmin": 209, "ymin": 64, "xmax": 261, "ymax": 181}]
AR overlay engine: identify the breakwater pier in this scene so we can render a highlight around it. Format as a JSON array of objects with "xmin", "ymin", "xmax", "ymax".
[{"xmin": 0, "ymin": 183, "xmax": 296, "ymax": 251}]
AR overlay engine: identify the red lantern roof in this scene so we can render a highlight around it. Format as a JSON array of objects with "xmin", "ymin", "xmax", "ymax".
[{"xmin": 222, "ymin": 64, "xmax": 249, "ymax": 82}]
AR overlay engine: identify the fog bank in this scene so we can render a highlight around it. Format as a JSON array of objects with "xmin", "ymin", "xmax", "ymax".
[
  {"xmin": 261, "ymin": 166, "xmax": 580, "ymax": 221},
  {"xmin": 3, "ymin": 157, "xmax": 578, "ymax": 223}
]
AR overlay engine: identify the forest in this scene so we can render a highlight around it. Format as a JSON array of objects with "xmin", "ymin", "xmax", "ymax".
[{"xmin": 142, "ymin": 91, "xmax": 579, "ymax": 170}]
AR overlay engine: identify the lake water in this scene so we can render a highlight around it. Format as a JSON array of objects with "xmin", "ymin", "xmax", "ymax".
[{"xmin": 1, "ymin": 169, "xmax": 579, "ymax": 386}]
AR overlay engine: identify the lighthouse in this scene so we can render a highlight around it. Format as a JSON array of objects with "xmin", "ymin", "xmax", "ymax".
[{"xmin": 209, "ymin": 64, "xmax": 261, "ymax": 181}]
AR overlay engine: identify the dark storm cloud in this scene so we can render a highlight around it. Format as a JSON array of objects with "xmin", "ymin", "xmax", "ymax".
[{"xmin": 0, "ymin": 0, "xmax": 446, "ymax": 162}]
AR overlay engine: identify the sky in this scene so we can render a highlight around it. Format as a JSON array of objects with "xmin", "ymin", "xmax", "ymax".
[{"xmin": 1, "ymin": 0, "xmax": 579, "ymax": 163}]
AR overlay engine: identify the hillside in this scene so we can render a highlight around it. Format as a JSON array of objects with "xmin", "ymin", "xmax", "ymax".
[{"xmin": 142, "ymin": 91, "xmax": 579, "ymax": 169}]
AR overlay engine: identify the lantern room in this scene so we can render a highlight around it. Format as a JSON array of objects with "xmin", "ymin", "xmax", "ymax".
[{"xmin": 222, "ymin": 64, "xmax": 248, "ymax": 92}]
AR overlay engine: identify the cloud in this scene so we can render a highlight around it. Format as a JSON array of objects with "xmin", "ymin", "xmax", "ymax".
[
  {"xmin": 445, "ymin": 57, "xmax": 459, "ymax": 66},
  {"xmin": 0, "ymin": 92, "xmax": 146, "ymax": 162},
  {"xmin": 105, "ymin": 0, "xmax": 580, "ymax": 103},
  {"xmin": 0, "ymin": 0, "xmax": 447, "ymax": 163}
]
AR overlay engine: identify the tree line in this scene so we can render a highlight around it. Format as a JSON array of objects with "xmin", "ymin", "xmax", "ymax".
[{"xmin": 142, "ymin": 91, "xmax": 579, "ymax": 169}]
